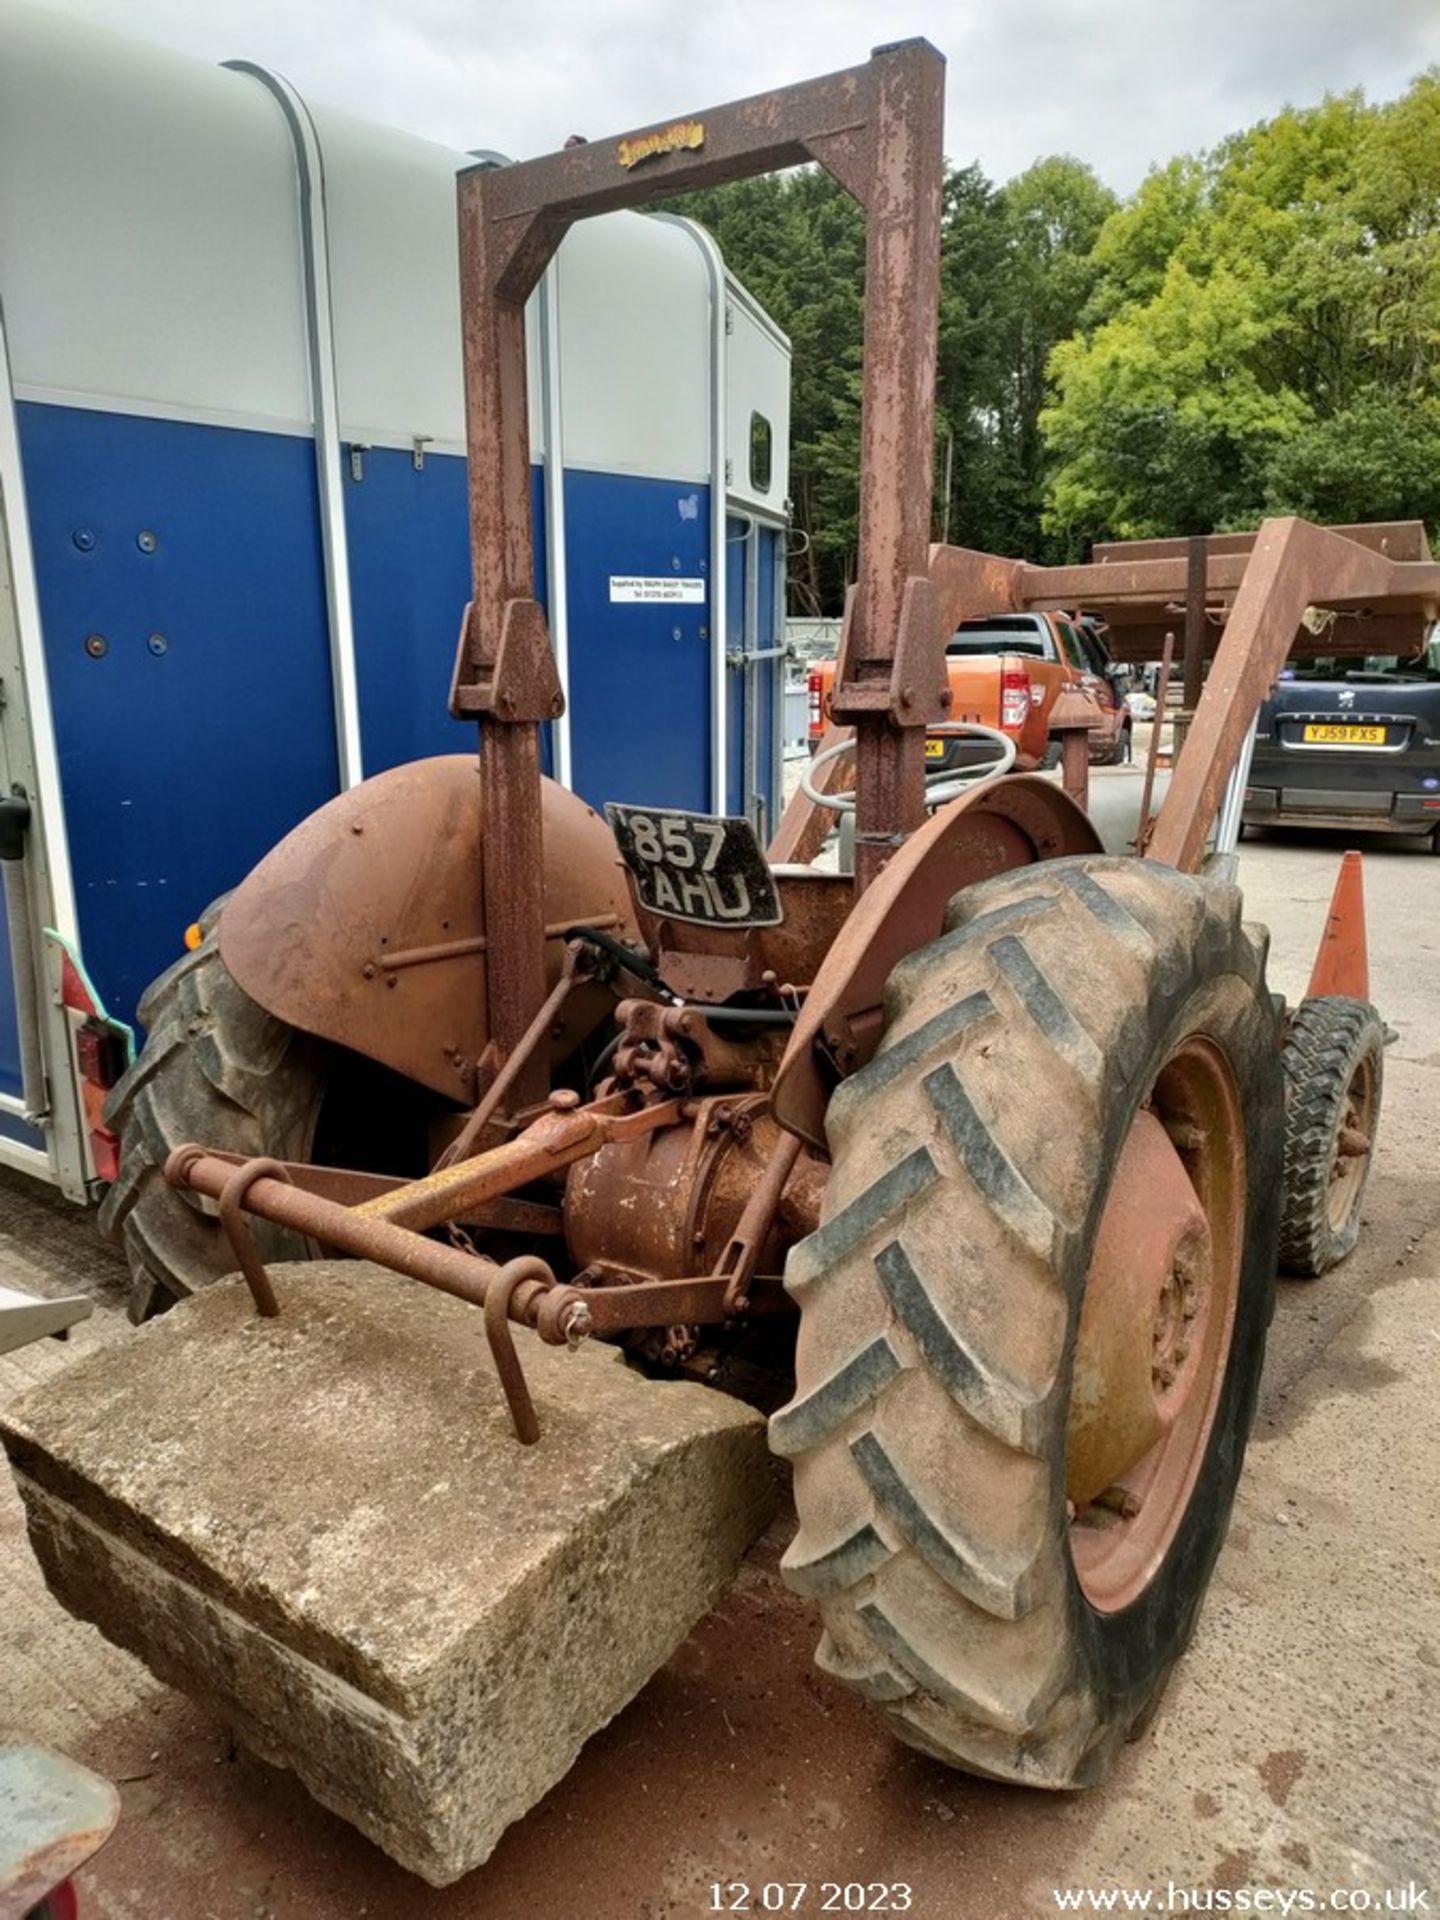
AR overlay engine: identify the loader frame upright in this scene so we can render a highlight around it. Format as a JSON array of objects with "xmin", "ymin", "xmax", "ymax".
[{"xmin": 452, "ymin": 39, "xmax": 947, "ymax": 1102}]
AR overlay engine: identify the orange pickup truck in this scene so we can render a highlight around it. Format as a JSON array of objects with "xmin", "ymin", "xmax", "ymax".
[{"xmin": 807, "ymin": 611, "xmax": 1131, "ymax": 772}]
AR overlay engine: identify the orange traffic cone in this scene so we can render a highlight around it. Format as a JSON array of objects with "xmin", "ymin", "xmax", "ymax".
[{"xmin": 1306, "ymin": 850, "xmax": 1369, "ymax": 1002}]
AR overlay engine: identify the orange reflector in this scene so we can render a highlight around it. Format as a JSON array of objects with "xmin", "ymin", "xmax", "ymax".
[{"xmin": 184, "ymin": 922, "xmax": 203, "ymax": 952}]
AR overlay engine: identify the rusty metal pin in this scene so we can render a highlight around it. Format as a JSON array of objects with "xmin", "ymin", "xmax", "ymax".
[
  {"xmin": 483, "ymin": 1257, "xmax": 551, "ymax": 1445},
  {"xmin": 217, "ymin": 1156, "xmax": 296, "ymax": 1318}
]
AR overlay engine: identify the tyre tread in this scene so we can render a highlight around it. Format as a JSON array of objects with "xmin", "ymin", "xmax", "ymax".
[
  {"xmin": 97, "ymin": 928, "xmax": 321, "ymax": 1319},
  {"xmin": 1277, "ymin": 995, "xmax": 1383, "ymax": 1278}
]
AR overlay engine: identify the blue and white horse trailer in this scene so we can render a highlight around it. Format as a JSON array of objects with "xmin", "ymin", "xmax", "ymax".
[{"xmin": 0, "ymin": 5, "xmax": 791, "ymax": 1199}]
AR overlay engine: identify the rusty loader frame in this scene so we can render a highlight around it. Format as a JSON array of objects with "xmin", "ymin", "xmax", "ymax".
[{"xmin": 165, "ymin": 43, "xmax": 1440, "ymax": 1444}]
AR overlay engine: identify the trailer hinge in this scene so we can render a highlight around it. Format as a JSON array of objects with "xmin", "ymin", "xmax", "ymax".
[
  {"xmin": 724, "ymin": 303, "xmax": 735, "ymax": 335},
  {"xmin": 725, "ymin": 457, "xmax": 734, "ymax": 486}
]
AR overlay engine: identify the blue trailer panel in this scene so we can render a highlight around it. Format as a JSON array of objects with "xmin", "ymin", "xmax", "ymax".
[{"xmin": 19, "ymin": 404, "xmax": 338, "ymax": 1024}]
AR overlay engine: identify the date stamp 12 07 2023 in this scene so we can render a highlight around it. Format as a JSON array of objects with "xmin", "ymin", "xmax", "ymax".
[{"xmin": 708, "ymin": 1887, "xmax": 915, "ymax": 1913}]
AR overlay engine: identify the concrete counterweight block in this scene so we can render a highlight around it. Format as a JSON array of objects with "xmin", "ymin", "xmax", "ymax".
[{"xmin": 0, "ymin": 1262, "xmax": 776, "ymax": 1885}]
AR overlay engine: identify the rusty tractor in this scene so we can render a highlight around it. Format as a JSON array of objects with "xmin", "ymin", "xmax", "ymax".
[{"xmin": 97, "ymin": 42, "xmax": 1430, "ymax": 1788}]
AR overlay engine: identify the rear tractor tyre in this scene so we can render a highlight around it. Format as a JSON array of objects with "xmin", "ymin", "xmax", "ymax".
[
  {"xmin": 97, "ymin": 912, "xmax": 327, "ymax": 1323},
  {"xmin": 772, "ymin": 856, "xmax": 1282, "ymax": 1787},
  {"xmin": 1277, "ymin": 996, "xmax": 1383, "ymax": 1278}
]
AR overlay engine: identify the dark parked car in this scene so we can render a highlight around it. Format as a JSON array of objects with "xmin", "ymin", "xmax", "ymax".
[{"xmin": 1243, "ymin": 668, "xmax": 1440, "ymax": 847}]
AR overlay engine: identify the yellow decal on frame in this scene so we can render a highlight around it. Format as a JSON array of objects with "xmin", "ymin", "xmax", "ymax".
[{"xmin": 618, "ymin": 120, "xmax": 705, "ymax": 169}]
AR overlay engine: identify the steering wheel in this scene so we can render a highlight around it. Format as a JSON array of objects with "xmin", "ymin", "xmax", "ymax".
[{"xmin": 799, "ymin": 725, "xmax": 1018, "ymax": 816}]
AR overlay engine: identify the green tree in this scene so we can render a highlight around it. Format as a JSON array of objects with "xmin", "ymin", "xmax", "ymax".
[
  {"xmin": 667, "ymin": 152, "xmax": 1114, "ymax": 606},
  {"xmin": 664, "ymin": 68, "xmax": 1440, "ymax": 597},
  {"xmin": 951, "ymin": 156, "xmax": 1115, "ymax": 558},
  {"xmin": 1043, "ymin": 73, "xmax": 1440, "ymax": 541}
]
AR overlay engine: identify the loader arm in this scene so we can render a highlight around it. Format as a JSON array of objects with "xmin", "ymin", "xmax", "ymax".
[
  {"xmin": 771, "ymin": 519, "xmax": 1440, "ymax": 876},
  {"xmin": 1145, "ymin": 519, "xmax": 1440, "ymax": 867}
]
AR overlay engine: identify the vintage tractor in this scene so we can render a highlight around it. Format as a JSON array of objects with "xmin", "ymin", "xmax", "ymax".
[{"xmin": 93, "ymin": 42, "xmax": 1423, "ymax": 1792}]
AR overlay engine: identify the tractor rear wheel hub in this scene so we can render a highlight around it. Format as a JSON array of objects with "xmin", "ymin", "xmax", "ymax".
[{"xmin": 1066, "ymin": 1109, "xmax": 1212, "ymax": 1510}]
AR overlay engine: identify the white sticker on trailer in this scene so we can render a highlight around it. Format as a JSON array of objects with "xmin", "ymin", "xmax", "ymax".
[{"xmin": 609, "ymin": 575, "xmax": 706, "ymax": 604}]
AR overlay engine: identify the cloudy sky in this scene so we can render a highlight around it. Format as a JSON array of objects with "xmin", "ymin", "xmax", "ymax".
[{"xmin": 28, "ymin": 0, "xmax": 1440, "ymax": 191}]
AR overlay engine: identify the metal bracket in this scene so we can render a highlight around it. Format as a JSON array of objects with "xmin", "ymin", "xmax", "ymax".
[
  {"xmin": 829, "ymin": 574, "xmax": 944, "ymax": 729},
  {"xmin": 449, "ymin": 598, "xmax": 566, "ymax": 722}
]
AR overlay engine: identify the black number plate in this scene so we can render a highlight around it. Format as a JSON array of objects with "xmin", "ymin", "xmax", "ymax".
[{"xmin": 605, "ymin": 805, "xmax": 782, "ymax": 927}]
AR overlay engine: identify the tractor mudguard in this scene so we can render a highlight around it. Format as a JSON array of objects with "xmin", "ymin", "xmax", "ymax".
[
  {"xmin": 219, "ymin": 756, "xmax": 637, "ymax": 1105},
  {"xmin": 771, "ymin": 773, "xmax": 1101, "ymax": 1148}
]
